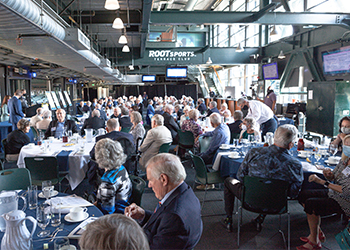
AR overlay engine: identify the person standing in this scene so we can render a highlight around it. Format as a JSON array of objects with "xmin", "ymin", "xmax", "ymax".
[
  {"xmin": 257, "ymin": 86, "xmax": 277, "ymax": 111},
  {"xmin": 20, "ymin": 89, "xmax": 29, "ymax": 115},
  {"xmin": 8, "ymin": 89, "xmax": 25, "ymax": 130},
  {"xmin": 1, "ymin": 95, "xmax": 11, "ymax": 122}
]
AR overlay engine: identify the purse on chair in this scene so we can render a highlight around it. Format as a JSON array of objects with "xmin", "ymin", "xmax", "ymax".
[{"xmin": 336, "ymin": 222, "xmax": 350, "ymax": 249}]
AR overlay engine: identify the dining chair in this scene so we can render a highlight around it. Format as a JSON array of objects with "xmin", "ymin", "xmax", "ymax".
[
  {"xmin": 237, "ymin": 176, "xmax": 290, "ymax": 250},
  {"xmin": 0, "ymin": 168, "xmax": 32, "ymax": 191},
  {"xmin": 129, "ymin": 175, "xmax": 147, "ymax": 206},
  {"xmin": 189, "ymin": 152, "xmax": 224, "ymax": 209},
  {"xmin": 177, "ymin": 130, "xmax": 194, "ymax": 156},
  {"xmin": 120, "ymin": 127, "xmax": 132, "ymax": 133},
  {"xmin": 198, "ymin": 136, "xmax": 212, "ymax": 153},
  {"xmin": 1, "ymin": 138, "xmax": 17, "ymax": 169},
  {"xmin": 158, "ymin": 142, "xmax": 172, "ymax": 153},
  {"xmin": 24, "ymin": 156, "xmax": 65, "ymax": 192}
]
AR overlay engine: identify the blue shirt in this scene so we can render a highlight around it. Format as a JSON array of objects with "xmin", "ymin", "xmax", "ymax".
[
  {"xmin": 237, "ymin": 145, "xmax": 303, "ymax": 199},
  {"xmin": 54, "ymin": 122, "xmax": 65, "ymax": 138}
]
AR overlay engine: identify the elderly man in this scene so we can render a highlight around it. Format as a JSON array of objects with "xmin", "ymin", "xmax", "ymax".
[
  {"xmin": 36, "ymin": 110, "xmax": 52, "ymax": 130},
  {"xmin": 162, "ymin": 104, "xmax": 180, "ymax": 144},
  {"xmin": 44, "ymin": 109, "xmax": 78, "ymax": 138},
  {"xmin": 221, "ymin": 125, "xmax": 303, "ymax": 232},
  {"xmin": 197, "ymin": 98, "xmax": 207, "ymax": 114},
  {"xmin": 29, "ymin": 107, "xmax": 43, "ymax": 127},
  {"xmin": 206, "ymin": 101, "xmax": 220, "ymax": 117},
  {"xmin": 82, "ymin": 110, "xmax": 105, "ymax": 132},
  {"xmin": 95, "ymin": 103, "xmax": 108, "ymax": 121},
  {"xmin": 8, "ymin": 89, "xmax": 25, "ymax": 130},
  {"xmin": 139, "ymin": 114, "xmax": 172, "ymax": 169},
  {"xmin": 125, "ymin": 153, "xmax": 203, "ymax": 250},
  {"xmin": 111, "ymin": 106, "xmax": 121, "ymax": 119},
  {"xmin": 77, "ymin": 101, "xmax": 85, "ymax": 115},
  {"xmin": 119, "ymin": 107, "xmax": 133, "ymax": 129},
  {"xmin": 197, "ymin": 113, "xmax": 230, "ymax": 165},
  {"xmin": 83, "ymin": 101, "xmax": 92, "ymax": 114},
  {"xmin": 237, "ymin": 97, "xmax": 277, "ymax": 138}
]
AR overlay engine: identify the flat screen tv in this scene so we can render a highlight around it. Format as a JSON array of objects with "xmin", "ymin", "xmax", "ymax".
[
  {"xmin": 142, "ymin": 75, "xmax": 156, "ymax": 82},
  {"xmin": 322, "ymin": 49, "xmax": 350, "ymax": 75},
  {"xmin": 166, "ymin": 67, "xmax": 187, "ymax": 79},
  {"xmin": 262, "ymin": 62, "xmax": 279, "ymax": 80}
]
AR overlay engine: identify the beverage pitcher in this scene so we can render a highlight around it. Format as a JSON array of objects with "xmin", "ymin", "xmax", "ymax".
[
  {"xmin": 0, "ymin": 191, "xmax": 27, "ymax": 232},
  {"xmin": 85, "ymin": 128, "xmax": 94, "ymax": 143},
  {"xmin": 1, "ymin": 210, "xmax": 37, "ymax": 250},
  {"xmin": 97, "ymin": 128, "xmax": 106, "ymax": 136}
]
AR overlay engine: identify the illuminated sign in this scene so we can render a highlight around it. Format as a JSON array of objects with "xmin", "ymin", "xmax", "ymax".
[{"xmin": 148, "ymin": 50, "xmax": 196, "ymax": 62}]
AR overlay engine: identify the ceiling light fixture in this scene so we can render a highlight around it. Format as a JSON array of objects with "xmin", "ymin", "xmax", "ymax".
[
  {"xmin": 112, "ymin": 17, "xmax": 124, "ymax": 29},
  {"xmin": 119, "ymin": 35, "xmax": 127, "ymax": 44},
  {"xmin": 236, "ymin": 43, "xmax": 244, "ymax": 53},
  {"xmin": 104, "ymin": 0, "xmax": 120, "ymax": 10},
  {"xmin": 122, "ymin": 45, "xmax": 130, "ymax": 52},
  {"xmin": 278, "ymin": 50, "xmax": 286, "ymax": 59},
  {"xmin": 270, "ymin": 25, "xmax": 278, "ymax": 36},
  {"xmin": 206, "ymin": 57, "xmax": 212, "ymax": 64}
]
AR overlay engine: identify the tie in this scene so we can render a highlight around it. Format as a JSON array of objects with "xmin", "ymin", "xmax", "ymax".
[{"xmin": 154, "ymin": 201, "xmax": 162, "ymax": 213}]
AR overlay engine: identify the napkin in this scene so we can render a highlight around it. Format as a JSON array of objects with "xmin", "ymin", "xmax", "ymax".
[
  {"xmin": 57, "ymin": 150, "xmax": 73, "ymax": 172},
  {"xmin": 47, "ymin": 194, "xmax": 93, "ymax": 214}
]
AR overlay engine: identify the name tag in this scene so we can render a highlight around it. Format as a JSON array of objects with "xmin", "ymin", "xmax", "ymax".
[{"xmin": 342, "ymin": 166, "xmax": 350, "ymax": 177}]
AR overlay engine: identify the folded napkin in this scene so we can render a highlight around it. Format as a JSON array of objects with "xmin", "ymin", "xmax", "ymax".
[
  {"xmin": 301, "ymin": 162, "xmax": 323, "ymax": 174},
  {"xmin": 57, "ymin": 150, "xmax": 73, "ymax": 172}
]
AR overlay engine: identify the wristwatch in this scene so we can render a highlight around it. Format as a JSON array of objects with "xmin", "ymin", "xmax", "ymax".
[{"xmin": 324, "ymin": 181, "xmax": 330, "ymax": 188}]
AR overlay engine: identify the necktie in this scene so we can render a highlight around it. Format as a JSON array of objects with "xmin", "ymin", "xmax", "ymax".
[{"xmin": 154, "ymin": 201, "xmax": 162, "ymax": 213}]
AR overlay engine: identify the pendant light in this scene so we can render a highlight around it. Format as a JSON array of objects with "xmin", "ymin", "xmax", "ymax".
[
  {"xmin": 206, "ymin": 57, "xmax": 212, "ymax": 64},
  {"xmin": 104, "ymin": 0, "xmax": 120, "ymax": 10},
  {"xmin": 278, "ymin": 50, "xmax": 286, "ymax": 59},
  {"xmin": 270, "ymin": 25, "xmax": 278, "ymax": 36},
  {"xmin": 112, "ymin": 14, "xmax": 124, "ymax": 29},
  {"xmin": 236, "ymin": 43, "xmax": 244, "ymax": 53},
  {"xmin": 119, "ymin": 35, "xmax": 127, "ymax": 44},
  {"xmin": 122, "ymin": 45, "xmax": 130, "ymax": 52}
]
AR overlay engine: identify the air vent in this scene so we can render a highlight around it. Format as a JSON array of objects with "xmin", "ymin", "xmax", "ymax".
[{"xmin": 64, "ymin": 28, "xmax": 91, "ymax": 50}]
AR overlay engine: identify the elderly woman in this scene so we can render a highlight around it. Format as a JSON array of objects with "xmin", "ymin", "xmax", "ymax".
[
  {"xmin": 130, "ymin": 111, "xmax": 145, "ymax": 147},
  {"xmin": 180, "ymin": 106, "xmax": 191, "ymax": 127},
  {"xmin": 181, "ymin": 109, "xmax": 203, "ymax": 148},
  {"xmin": 297, "ymin": 134, "xmax": 350, "ymax": 250},
  {"xmin": 330, "ymin": 116, "xmax": 350, "ymax": 151},
  {"xmin": 95, "ymin": 138, "xmax": 132, "ymax": 214},
  {"xmin": 1, "ymin": 95, "xmax": 11, "ymax": 122},
  {"xmin": 5, "ymin": 118, "xmax": 30, "ymax": 161},
  {"xmin": 220, "ymin": 103, "xmax": 231, "ymax": 119},
  {"xmin": 238, "ymin": 117, "xmax": 261, "ymax": 143},
  {"xmin": 79, "ymin": 214, "xmax": 149, "ymax": 250}
]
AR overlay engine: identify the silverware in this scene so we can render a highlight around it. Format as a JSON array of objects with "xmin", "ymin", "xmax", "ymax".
[{"xmin": 49, "ymin": 228, "xmax": 63, "ymax": 242}]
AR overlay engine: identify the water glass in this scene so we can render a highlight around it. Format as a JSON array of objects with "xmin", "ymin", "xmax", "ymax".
[
  {"xmin": 54, "ymin": 237, "xmax": 70, "ymax": 250},
  {"xmin": 27, "ymin": 185, "xmax": 38, "ymax": 210},
  {"xmin": 36, "ymin": 203, "xmax": 50, "ymax": 237},
  {"xmin": 67, "ymin": 130, "xmax": 73, "ymax": 138},
  {"xmin": 329, "ymin": 144, "xmax": 338, "ymax": 157},
  {"xmin": 42, "ymin": 181, "xmax": 54, "ymax": 200},
  {"xmin": 51, "ymin": 199, "xmax": 61, "ymax": 227}
]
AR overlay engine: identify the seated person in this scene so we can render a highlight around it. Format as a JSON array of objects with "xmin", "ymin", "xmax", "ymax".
[
  {"xmin": 238, "ymin": 117, "xmax": 261, "ymax": 143},
  {"xmin": 94, "ymin": 138, "xmax": 132, "ymax": 214},
  {"xmin": 206, "ymin": 101, "xmax": 220, "ymax": 117},
  {"xmin": 118, "ymin": 107, "xmax": 133, "ymax": 129},
  {"xmin": 181, "ymin": 109, "xmax": 202, "ymax": 148},
  {"xmin": 79, "ymin": 214, "xmax": 149, "ymax": 250},
  {"xmin": 5, "ymin": 118, "xmax": 30, "ymax": 161},
  {"xmin": 296, "ymin": 134, "xmax": 350, "ymax": 250},
  {"xmin": 162, "ymin": 104, "xmax": 180, "ymax": 144},
  {"xmin": 125, "ymin": 153, "xmax": 203, "ymax": 250},
  {"xmin": 36, "ymin": 110, "xmax": 52, "ymax": 130},
  {"xmin": 110, "ymin": 107, "xmax": 121, "ymax": 119},
  {"xmin": 330, "ymin": 116, "xmax": 350, "ymax": 152},
  {"xmin": 29, "ymin": 107, "xmax": 43, "ymax": 128},
  {"xmin": 196, "ymin": 113, "xmax": 230, "ymax": 165},
  {"xmin": 45, "ymin": 109, "xmax": 78, "ymax": 138},
  {"xmin": 139, "ymin": 114, "xmax": 172, "ymax": 169},
  {"xmin": 228, "ymin": 110, "xmax": 243, "ymax": 141},
  {"xmin": 82, "ymin": 101, "xmax": 92, "ymax": 114},
  {"xmin": 82, "ymin": 110, "xmax": 105, "ymax": 133},
  {"xmin": 179, "ymin": 105, "xmax": 191, "ymax": 127},
  {"xmin": 197, "ymin": 98, "xmax": 207, "ymax": 114},
  {"xmin": 129, "ymin": 111, "xmax": 145, "ymax": 148},
  {"xmin": 219, "ymin": 103, "xmax": 231, "ymax": 118},
  {"xmin": 221, "ymin": 125, "xmax": 303, "ymax": 232},
  {"xmin": 174, "ymin": 104, "xmax": 184, "ymax": 122},
  {"xmin": 76, "ymin": 101, "xmax": 85, "ymax": 115}
]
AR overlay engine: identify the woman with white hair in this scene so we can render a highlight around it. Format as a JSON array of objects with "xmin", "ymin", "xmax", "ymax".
[
  {"xmin": 220, "ymin": 103, "xmax": 232, "ymax": 118},
  {"xmin": 181, "ymin": 109, "xmax": 202, "ymax": 148},
  {"xmin": 95, "ymin": 138, "xmax": 132, "ymax": 214},
  {"xmin": 238, "ymin": 117, "xmax": 261, "ymax": 143},
  {"xmin": 180, "ymin": 105, "xmax": 192, "ymax": 127}
]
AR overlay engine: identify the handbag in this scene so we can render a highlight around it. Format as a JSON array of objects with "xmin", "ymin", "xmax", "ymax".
[{"xmin": 336, "ymin": 222, "xmax": 350, "ymax": 249}]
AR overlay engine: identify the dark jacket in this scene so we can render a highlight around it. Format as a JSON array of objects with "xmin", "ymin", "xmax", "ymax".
[
  {"xmin": 118, "ymin": 116, "xmax": 133, "ymax": 129},
  {"xmin": 228, "ymin": 120, "xmax": 242, "ymax": 137},
  {"xmin": 206, "ymin": 107, "xmax": 220, "ymax": 117},
  {"xmin": 142, "ymin": 182, "xmax": 203, "ymax": 250},
  {"xmin": 44, "ymin": 119, "xmax": 78, "ymax": 138},
  {"xmin": 82, "ymin": 116, "xmax": 105, "ymax": 132},
  {"xmin": 6, "ymin": 129, "xmax": 30, "ymax": 154},
  {"xmin": 163, "ymin": 112, "xmax": 180, "ymax": 144},
  {"xmin": 197, "ymin": 103, "xmax": 207, "ymax": 114},
  {"xmin": 76, "ymin": 105, "xmax": 84, "ymax": 115}
]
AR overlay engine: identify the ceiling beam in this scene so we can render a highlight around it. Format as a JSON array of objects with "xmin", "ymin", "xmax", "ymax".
[
  {"xmin": 139, "ymin": 0, "xmax": 153, "ymax": 58},
  {"xmin": 150, "ymin": 11, "xmax": 350, "ymax": 26},
  {"xmin": 80, "ymin": 10, "xmax": 141, "ymax": 24}
]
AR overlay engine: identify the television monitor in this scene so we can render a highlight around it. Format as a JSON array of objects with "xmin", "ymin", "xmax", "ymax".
[
  {"xmin": 322, "ymin": 49, "xmax": 350, "ymax": 75},
  {"xmin": 142, "ymin": 75, "xmax": 156, "ymax": 82},
  {"xmin": 262, "ymin": 62, "xmax": 279, "ymax": 80},
  {"xmin": 166, "ymin": 67, "xmax": 187, "ymax": 79}
]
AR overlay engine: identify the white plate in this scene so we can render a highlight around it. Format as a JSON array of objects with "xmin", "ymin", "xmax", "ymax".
[
  {"xmin": 38, "ymin": 190, "xmax": 58, "ymax": 198},
  {"xmin": 324, "ymin": 160, "xmax": 339, "ymax": 165},
  {"xmin": 228, "ymin": 155, "xmax": 241, "ymax": 159},
  {"xmin": 219, "ymin": 146, "xmax": 230, "ymax": 150},
  {"xmin": 298, "ymin": 154, "xmax": 308, "ymax": 158},
  {"xmin": 65, "ymin": 212, "xmax": 89, "ymax": 223}
]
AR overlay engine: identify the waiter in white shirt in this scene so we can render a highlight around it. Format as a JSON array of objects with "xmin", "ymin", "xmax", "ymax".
[{"xmin": 237, "ymin": 98, "xmax": 277, "ymax": 137}]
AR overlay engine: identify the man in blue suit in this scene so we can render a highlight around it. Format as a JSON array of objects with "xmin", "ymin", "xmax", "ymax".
[
  {"xmin": 8, "ymin": 89, "xmax": 25, "ymax": 130},
  {"xmin": 125, "ymin": 153, "xmax": 203, "ymax": 250}
]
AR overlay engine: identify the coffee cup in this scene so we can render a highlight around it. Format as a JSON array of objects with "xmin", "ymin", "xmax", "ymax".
[
  {"xmin": 221, "ymin": 144, "xmax": 229, "ymax": 149},
  {"xmin": 69, "ymin": 207, "xmax": 87, "ymax": 221},
  {"xmin": 328, "ymin": 156, "xmax": 338, "ymax": 164},
  {"xmin": 230, "ymin": 152, "xmax": 239, "ymax": 158}
]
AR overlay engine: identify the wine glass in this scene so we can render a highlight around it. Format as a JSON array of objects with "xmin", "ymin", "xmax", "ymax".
[
  {"xmin": 314, "ymin": 148, "xmax": 322, "ymax": 164},
  {"xmin": 36, "ymin": 203, "xmax": 50, "ymax": 237},
  {"xmin": 329, "ymin": 144, "xmax": 338, "ymax": 157},
  {"xmin": 42, "ymin": 180, "xmax": 54, "ymax": 200}
]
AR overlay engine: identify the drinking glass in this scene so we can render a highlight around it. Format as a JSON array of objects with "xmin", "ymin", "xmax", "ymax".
[
  {"xmin": 51, "ymin": 199, "xmax": 61, "ymax": 227},
  {"xmin": 329, "ymin": 144, "xmax": 338, "ymax": 157},
  {"xmin": 314, "ymin": 148, "xmax": 322, "ymax": 163},
  {"xmin": 242, "ymin": 146, "xmax": 249, "ymax": 156},
  {"xmin": 42, "ymin": 181, "xmax": 54, "ymax": 200},
  {"xmin": 36, "ymin": 203, "xmax": 50, "ymax": 237},
  {"xmin": 54, "ymin": 237, "xmax": 70, "ymax": 250},
  {"xmin": 27, "ymin": 185, "xmax": 38, "ymax": 210},
  {"xmin": 67, "ymin": 130, "xmax": 72, "ymax": 138}
]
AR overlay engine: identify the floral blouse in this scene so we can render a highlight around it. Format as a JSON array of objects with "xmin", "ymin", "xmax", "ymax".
[{"xmin": 181, "ymin": 119, "xmax": 203, "ymax": 148}]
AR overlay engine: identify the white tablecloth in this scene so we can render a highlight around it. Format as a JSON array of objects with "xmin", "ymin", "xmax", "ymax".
[{"xmin": 17, "ymin": 139, "xmax": 95, "ymax": 190}]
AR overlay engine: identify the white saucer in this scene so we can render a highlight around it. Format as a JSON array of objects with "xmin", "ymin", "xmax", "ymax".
[
  {"xmin": 325, "ymin": 160, "xmax": 338, "ymax": 165},
  {"xmin": 228, "ymin": 155, "xmax": 241, "ymax": 159},
  {"xmin": 219, "ymin": 146, "xmax": 230, "ymax": 150},
  {"xmin": 64, "ymin": 212, "xmax": 89, "ymax": 223},
  {"xmin": 38, "ymin": 190, "xmax": 58, "ymax": 198},
  {"xmin": 298, "ymin": 154, "xmax": 308, "ymax": 158}
]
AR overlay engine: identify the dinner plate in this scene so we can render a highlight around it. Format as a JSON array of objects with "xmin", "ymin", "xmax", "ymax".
[
  {"xmin": 324, "ymin": 160, "xmax": 339, "ymax": 165},
  {"xmin": 64, "ymin": 212, "xmax": 89, "ymax": 223},
  {"xmin": 38, "ymin": 190, "xmax": 58, "ymax": 198},
  {"xmin": 228, "ymin": 155, "xmax": 241, "ymax": 159},
  {"xmin": 219, "ymin": 146, "xmax": 230, "ymax": 150},
  {"xmin": 298, "ymin": 154, "xmax": 308, "ymax": 158}
]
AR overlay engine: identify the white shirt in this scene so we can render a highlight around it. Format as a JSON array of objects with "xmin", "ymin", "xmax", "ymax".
[{"xmin": 246, "ymin": 100, "xmax": 274, "ymax": 125}]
